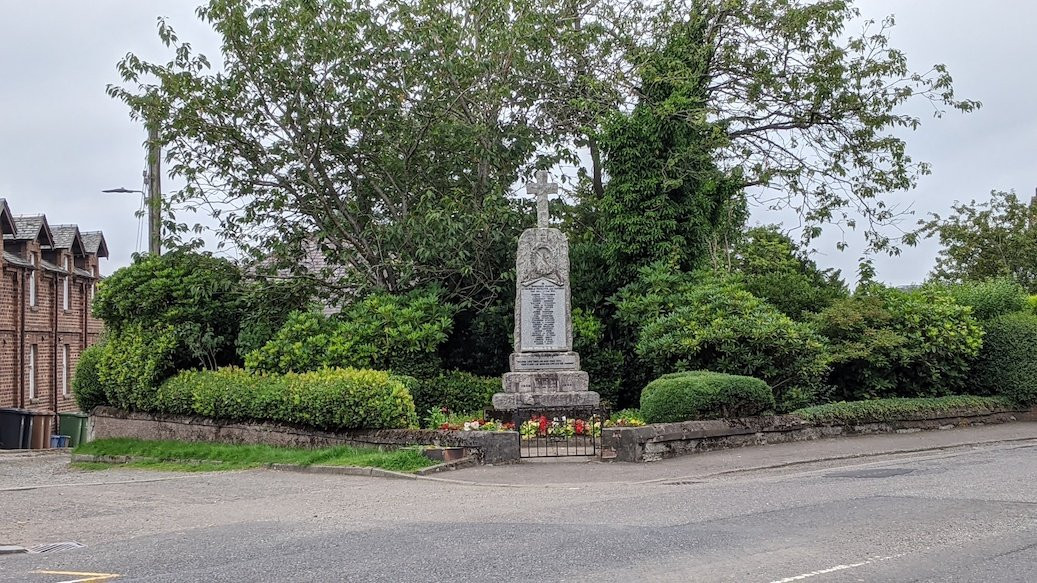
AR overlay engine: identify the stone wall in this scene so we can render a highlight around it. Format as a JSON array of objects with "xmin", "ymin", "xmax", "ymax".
[
  {"xmin": 88, "ymin": 407, "xmax": 520, "ymax": 465},
  {"xmin": 601, "ymin": 409, "xmax": 1037, "ymax": 463}
]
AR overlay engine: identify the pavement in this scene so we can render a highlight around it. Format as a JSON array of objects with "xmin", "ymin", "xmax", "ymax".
[{"xmin": 1, "ymin": 423, "xmax": 1035, "ymax": 582}]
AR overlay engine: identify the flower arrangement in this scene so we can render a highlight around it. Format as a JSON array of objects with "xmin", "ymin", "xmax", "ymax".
[
  {"xmin": 427, "ymin": 408, "xmax": 514, "ymax": 432},
  {"xmin": 519, "ymin": 415, "xmax": 601, "ymax": 439},
  {"xmin": 604, "ymin": 409, "xmax": 646, "ymax": 428}
]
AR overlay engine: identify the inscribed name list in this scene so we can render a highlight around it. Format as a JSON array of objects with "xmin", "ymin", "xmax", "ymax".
[{"xmin": 519, "ymin": 280, "xmax": 566, "ymax": 351}]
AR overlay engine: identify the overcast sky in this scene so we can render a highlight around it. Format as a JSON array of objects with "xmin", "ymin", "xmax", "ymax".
[{"xmin": 1, "ymin": 1, "xmax": 1034, "ymax": 284}]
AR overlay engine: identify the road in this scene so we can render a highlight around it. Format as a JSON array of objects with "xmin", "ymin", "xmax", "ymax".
[{"xmin": 1, "ymin": 425, "xmax": 1035, "ymax": 582}]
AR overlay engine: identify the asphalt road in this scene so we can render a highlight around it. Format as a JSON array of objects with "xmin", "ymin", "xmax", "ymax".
[{"xmin": 1, "ymin": 429, "xmax": 1035, "ymax": 582}]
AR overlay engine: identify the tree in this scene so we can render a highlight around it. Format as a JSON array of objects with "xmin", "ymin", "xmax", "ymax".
[
  {"xmin": 108, "ymin": 0, "xmax": 605, "ymax": 309},
  {"xmin": 588, "ymin": 0, "xmax": 978, "ymax": 253},
  {"xmin": 920, "ymin": 190, "xmax": 1037, "ymax": 291},
  {"xmin": 727, "ymin": 226, "xmax": 847, "ymax": 319},
  {"xmin": 592, "ymin": 16, "xmax": 746, "ymax": 294}
]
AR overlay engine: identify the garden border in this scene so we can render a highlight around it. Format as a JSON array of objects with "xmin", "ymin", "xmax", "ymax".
[
  {"xmin": 602, "ymin": 407, "xmax": 1037, "ymax": 462},
  {"xmin": 88, "ymin": 407, "xmax": 519, "ymax": 465}
]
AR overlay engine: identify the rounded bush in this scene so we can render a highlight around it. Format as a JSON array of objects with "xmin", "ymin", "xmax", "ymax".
[
  {"xmin": 410, "ymin": 370, "xmax": 499, "ymax": 415},
  {"xmin": 640, "ymin": 371, "xmax": 775, "ymax": 423},
  {"xmin": 72, "ymin": 343, "xmax": 107, "ymax": 412},
  {"xmin": 97, "ymin": 325, "xmax": 180, "ymax": 412},
  {"xmin": 973, "ymin": 312, "xmax": 1037, "ymax": 405}
]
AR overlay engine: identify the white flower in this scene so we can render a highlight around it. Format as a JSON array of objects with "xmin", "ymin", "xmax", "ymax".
[{"xmin": 463, "ymin": 422, "xmax": 472, "ymax": 431}]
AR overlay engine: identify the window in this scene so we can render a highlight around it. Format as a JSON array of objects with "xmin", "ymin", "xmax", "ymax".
[
  {"xmin": 62, "ymin": 345, "xmax": 70, "ymax": 396},
  {"xmin": 62, "ymin": 257, "xmax": 70, "ymax": 311},
  {"xmin": 28, "ymin": 253, "xmax": 37, "ymax": 307},
  {"xmin": 28, "ymin": 345, "xmax": 37, "ymax": 400}
]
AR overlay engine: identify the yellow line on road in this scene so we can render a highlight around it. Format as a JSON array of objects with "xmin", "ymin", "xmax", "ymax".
[{"xmin": 31, "ymin": 570, "xmax": 120, "ymax": 582}]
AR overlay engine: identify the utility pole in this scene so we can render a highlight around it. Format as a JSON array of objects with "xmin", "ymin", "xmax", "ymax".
[{"xmin": 147, "ymin": 122, "xmax": 162, "ymax": 256}]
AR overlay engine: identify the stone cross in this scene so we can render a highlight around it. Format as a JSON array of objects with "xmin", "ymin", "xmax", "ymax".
[{"xmin": 527, "ymin": 171, "xmax": 558, "ymax": 229}]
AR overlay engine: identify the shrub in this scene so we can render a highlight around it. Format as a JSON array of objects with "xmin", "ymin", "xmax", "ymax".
[
  {"xmin": 732, "ymin": 226, "xmax": 848, "ymax": 319},
  {"xmin": 410, "ymin": 370, "xmax": 499, "ymax": 415},
  {"xmin": 944, "ymin": 278, "xmax": 1027, "ymax": 321},
  {"xmin": 245, "ymin": 288, "xmax": 455, "ymax": 377},
  {"xmin": 97, "ymin": 325, "xmax": 180, "ymax": 412},
  {"xmin": 235, "ymin": 278, "xmax": 316, "ymax": 359},
  {"xmin": 972, "ymin": 312, "xmax": 1037, "ymax": 405},
  {"xmin": 792, "ymin": 396, "xmax": 1014, "ymax": 425},
  {"xmin": 155, "ymin": 367, "xmax": 418, "ymax": 430},
  {"xmin": 639, "ymin": 371, "xmax": 775, "ymax": 423},
  {"xmin": 814, "ymin": 285, "xmax": 983, "ymax": 401},
  {"xmin": 72, "ymin": 343, "xmax": 107, "ymax": 412},
  {"xmin": 93, "ymin": 251, "xmax": 243, "ymax": 369},
  {"xmin": 619, "ymin": 272, "xmax": 828, "ymax": 412}
]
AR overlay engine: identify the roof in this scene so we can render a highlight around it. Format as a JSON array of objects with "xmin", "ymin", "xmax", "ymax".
[
  {"xmin": 74, "ymin": 267, "xmax": 95, "ymax": 278},
  {"xmin": 0, "ymin": 199, "xmax": 14, "ymax": 235},
  {"xmin": 48, "ymin": 224, "xmax": 84, "ymax": 255},
  {"xmin": 80, "ymin": 231, "xmax": 109, "ymax": 258},
  {"xmin": 3, "ymin": 215, "xmax": 54, "ymax": 247},
  {"xmin": 40, "ymin": 259, "xmax": 66, "ymax": 274},
  {"xmin": 2, "ymin": 251, "xmax": 33, "ymax": 268}
]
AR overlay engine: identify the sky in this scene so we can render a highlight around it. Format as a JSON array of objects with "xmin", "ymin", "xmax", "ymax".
[{"xmin": 1, "ymin": 1, "xmax": 1034, "ymax": 284}]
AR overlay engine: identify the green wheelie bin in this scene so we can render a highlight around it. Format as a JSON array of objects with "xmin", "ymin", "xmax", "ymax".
[{"xmin": 58, "ymin": 411, "xmax": 89, "ymax": 447}]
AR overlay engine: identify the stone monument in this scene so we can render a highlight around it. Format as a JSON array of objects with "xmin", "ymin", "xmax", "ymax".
[{"xmin": 493, "ymin": 171, "xmax": 599, "ymax": 410}]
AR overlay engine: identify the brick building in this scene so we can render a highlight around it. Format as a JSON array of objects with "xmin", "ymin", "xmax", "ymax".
[{"xmin": 0, "ymin": 198, "xmax": 107, "ymax": 420}]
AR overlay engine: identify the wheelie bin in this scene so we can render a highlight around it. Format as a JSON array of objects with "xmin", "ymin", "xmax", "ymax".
[
  {"xmin": 0, "ymin": 408, "xmax": 30, "ymax": 449},
  {"xmin": 27, "ymin": 410, "xmax": 53, "ymax": 449},
  {"xmin": 58, "ymin": 411, "xmax": 89, "ymax": 447}
]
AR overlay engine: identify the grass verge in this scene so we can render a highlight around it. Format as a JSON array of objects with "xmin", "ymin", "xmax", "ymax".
[
  {"xmin": 791, "ymin": 395, "xmax": 1015, "ymax": 425},
  {"xmin": 73, "ymin": 438, "xmax": 435, "ymax": 473}
]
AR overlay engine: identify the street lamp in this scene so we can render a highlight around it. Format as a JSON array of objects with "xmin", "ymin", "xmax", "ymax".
[{"xmin": 102, "ymin": 182, "xmax": 160, "ymax": 256}]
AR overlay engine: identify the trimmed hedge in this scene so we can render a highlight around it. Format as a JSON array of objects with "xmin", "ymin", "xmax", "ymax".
[
  {"xmin": 640, "ymin": 371, "xmax": 775, "ymax": 423},
  {"xmin": 946, "ymin": 278, "xmax": 1027, "ymax": 321},
  {"xmin": 791, "ymin": 396, "xmax": 1015, "ymax": 425},
  {"xmin": 973, "ymin": 312, "xmax": 1037, "ymax": 406},
  {"xmin": 410, "ymin": 370, "xmax": 499, "ymax": 415},
  {"xmin": 155, "ymin": 367, "xmax": 418, "ymax": 430}
]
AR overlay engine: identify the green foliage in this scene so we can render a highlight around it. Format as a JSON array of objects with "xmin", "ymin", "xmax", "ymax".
[
  {"xmin": 595, "ymin": 17, "xmax": 745, "ymax": 295},
  {"xmin": 93, "ymin": 251, "xmax": 243, "ymax": 369},
  {"xmin": 572, "ymin": 308, "xmax": 625, "ymax": 406},
  {"xmin": 726, "ymin": 226, "xmax": 848, "ymax": 319},
  {"xmin": 156, "ymin": 367, "xmax": 418, "ymax": 430},
  {"xmin": 617, "ymin": 266, "xmax": 828, "ymax": 411},
  {"xmin": 235, "ymin": 278, "xmax": 316, "ymax": 359},
  {"xmin": 640, "ymin": 371, "xmax": 775, "ymax": 423},
  {"xmin": 921, "ymin": 191, "xmax": 1037, "ymax": 291},
  {"xmin": 96, "ymin": 325, "xmax": 180, "ymax": 412},
  {"xmin": 409, "ymin": 371, "xmax": 499, "ymax": 416},
  {"xmin": 792, "ymin": 396, "xmax": 1014, "ymax": 425},
  {"xmin": 245, "ymin": 289, "xmax": 455, "ymax": 377},
  {"xmin": 814, "ymin": 286, "xmax": 983, "ymax": 401},
  {"xmin": 71, "ymin": 343, "xmax": 107, "ymax": 412},
  {"xmin": 972, "ymin": 312, "xmax": 1037, "ymax": 406},
  {"xmin": 942, "ymin": 278, "xmax": 1027, "ymax": 321}
]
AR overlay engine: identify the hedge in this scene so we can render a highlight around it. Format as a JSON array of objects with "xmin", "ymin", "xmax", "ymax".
[
  {"xmin": 409, "ymin": 370, "xmax": 499, "ymax": 415},
  {"xmin": 791, "ymin": 396, "xmax": 1015, "ymax": 425},
  {"xmin": 155, "ymin": 367, "xmax": 418, "ymax": 430},
  {"xmin": 972, "ymin": 312, "xmax": 1037, "ymax": 406},
  {"xmin": 640, "ymin": 371, "xmax": 775, "ymax": 423}
]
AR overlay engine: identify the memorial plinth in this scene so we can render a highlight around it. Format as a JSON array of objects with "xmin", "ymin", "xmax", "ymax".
[{"xmin": 493, "ymin": 172, "xmax": 598, "ymax": 411}]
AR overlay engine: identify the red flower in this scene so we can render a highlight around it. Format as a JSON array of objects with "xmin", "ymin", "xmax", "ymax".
[
  {"xmin": 538, "ymin": 415, "xmax": 548, "ymax": 434},
  {"xmin": 574, "ymin": 419, "xmax": 585, "ymax": 435}
]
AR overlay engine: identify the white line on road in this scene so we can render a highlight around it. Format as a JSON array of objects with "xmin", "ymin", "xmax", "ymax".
[{"xmin": 768, "ymin": 554, "xmax": 904, "ymax": 583}]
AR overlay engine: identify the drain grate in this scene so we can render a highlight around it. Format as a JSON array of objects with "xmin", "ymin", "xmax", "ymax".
[{"xmin": 26, "ymin": 541, "xmax": 85, "ymax": 554}]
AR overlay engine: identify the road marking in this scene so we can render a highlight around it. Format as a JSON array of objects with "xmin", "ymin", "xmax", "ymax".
[
  {"xmin": 31, "ymin": 570, "xmax": 120, "ymax": 582},
  {"xmin": 768, "ymin": 554, "xmax": 903, "ymax": 583}
]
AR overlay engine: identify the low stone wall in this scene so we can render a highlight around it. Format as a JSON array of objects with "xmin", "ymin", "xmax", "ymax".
[
  {"xmin": 88, "ymin": 407, "xmax": 520, "ymax": 465},
  {"xmin": 601, "ymin": 409, "xmax": 1036, "ymax": 463}
]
